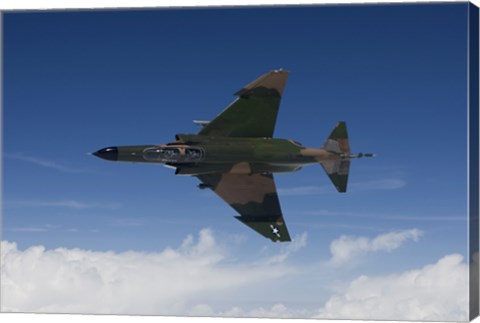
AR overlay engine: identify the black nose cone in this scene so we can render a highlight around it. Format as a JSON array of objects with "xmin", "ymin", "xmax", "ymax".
[{"xmin": 93, "ymin": 147, "xmax": 118, "ymax": 161}]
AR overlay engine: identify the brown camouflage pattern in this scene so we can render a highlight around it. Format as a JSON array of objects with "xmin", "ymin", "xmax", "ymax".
[{"xmin": 93, "ymin": 71, "xmax": 373, "ymax": 242}]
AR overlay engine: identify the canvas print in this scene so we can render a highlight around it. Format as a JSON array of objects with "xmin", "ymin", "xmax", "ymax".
[{"xmin": 1, "ymin": 2, "xmax": 479, "ymax": 321}]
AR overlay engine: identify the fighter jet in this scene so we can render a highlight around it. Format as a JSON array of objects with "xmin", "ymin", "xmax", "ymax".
[{"xmin": 93, "ymin": 70, "xmax": 374, "ymax": 242}]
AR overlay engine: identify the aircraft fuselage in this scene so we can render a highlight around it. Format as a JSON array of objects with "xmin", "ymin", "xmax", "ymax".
[
  {"xmin": 93, "ymin": 136, "xmax": 353, "ymax": 176},
  {"xmin": 92, "ymin": 70, "xmax": 375, "ymax": 241}
]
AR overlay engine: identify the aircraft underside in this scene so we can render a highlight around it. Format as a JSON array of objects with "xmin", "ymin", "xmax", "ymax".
[{"xmin": 93, "ymin": 70, "xmax": 373, "ymax": 242}]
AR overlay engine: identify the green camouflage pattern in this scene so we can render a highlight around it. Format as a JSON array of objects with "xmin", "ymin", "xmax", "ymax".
[
  {"xmin": 198, "ymin": 70, "xmax": 288, "ymax": 138},
  {"xmin": 197, "ymin": 172, "xmax": 291, "ymax": 242},
  {"xmin": 93, "ymin": 70, "xmax": 373, "ymax": 242},
  {"xmin": 319, "ymin": 122, "xmax": 351, "ymax": 192}
]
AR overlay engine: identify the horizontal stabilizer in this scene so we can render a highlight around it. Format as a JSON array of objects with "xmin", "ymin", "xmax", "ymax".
[
  {"xmin": 320, "ymin": 160, "xmax": 350, "ymax": 193},
  {"xmin": 320, "ymin": 122, "xmax": 351, "ymax": 192},
  {"xmin": 235, "ymin": 215, "xmax": 291, "ymax": 242}
]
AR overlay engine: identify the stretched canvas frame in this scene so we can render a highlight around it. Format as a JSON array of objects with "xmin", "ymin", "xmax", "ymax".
[{"xmin": 1, "ymin": 1, "xmax": 479, "ymax": 322}]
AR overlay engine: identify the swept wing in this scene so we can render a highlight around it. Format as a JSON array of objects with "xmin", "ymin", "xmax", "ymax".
[
  {"xmin": 198, "ymin": 70, "xmax": 289, "ymax": 138},
  {"xmin": 197, "ymin": 172, "xmax": 291, "ymax": 242}
]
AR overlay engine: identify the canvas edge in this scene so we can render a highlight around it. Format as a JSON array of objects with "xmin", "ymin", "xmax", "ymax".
[
  {"xmin": 469, "ymin": 1, "xmax": 480, "ymax": 321},
  {"xmin": 0, "ymin": 2, "xmax": 477, "ymax": 323}
]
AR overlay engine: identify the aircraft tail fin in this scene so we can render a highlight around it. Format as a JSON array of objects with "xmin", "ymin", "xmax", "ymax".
[
  {"xmin": 321, "ymin": 121, "xmax": 350, "ymax": 154},
  {"xmin": 320, "ymin": 122, "xmax": 350, "ymax": 193}
]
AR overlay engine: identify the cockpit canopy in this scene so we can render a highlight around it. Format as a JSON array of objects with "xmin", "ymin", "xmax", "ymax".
[{"xmin": 143, "ymin": 146, "xmax": 204, "ymax": 163}]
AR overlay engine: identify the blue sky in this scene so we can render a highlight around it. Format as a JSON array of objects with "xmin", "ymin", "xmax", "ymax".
[{"xmin": 1, "ymin": 3, "xmax": 472, "ymax": 319}]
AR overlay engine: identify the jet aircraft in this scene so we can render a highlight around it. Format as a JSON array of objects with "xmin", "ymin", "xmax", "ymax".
[{"xmin": 93, "ymin": 70, "xmax": 374, "ymax": 242}]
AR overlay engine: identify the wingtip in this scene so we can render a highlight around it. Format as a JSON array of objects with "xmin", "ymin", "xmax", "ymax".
[
  {"xmin": 271, "ymin": 68, "xmax": 289, "ymax": 74},
  {"xmin": 235, "ymin": 69, "xmax": 290, "ymax": 97}
]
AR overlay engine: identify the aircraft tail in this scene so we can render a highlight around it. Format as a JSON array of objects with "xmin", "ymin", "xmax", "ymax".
[
  {"xmin": 320, "ymin": 122, "xmax": 350, "ymax": 193},
  {"xmin": 321, "ymin": 121, "xmax": 350, "ymax": 154}
]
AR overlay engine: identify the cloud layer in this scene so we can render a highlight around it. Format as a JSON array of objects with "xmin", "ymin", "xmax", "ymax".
[
  {"xmin": 0, "ymin": 229, "xmax": 298, "ymax": 315},
  {"xmin": 1, "ymin": 229, "xmax": 468, "ymax": 321},
  {"xmin": 318, "ymin": 254, "xmax": 469, "ymax": 321},
  {"xmin": 328, "ymin": 229, "xmax": 422, "ymax": 265}
]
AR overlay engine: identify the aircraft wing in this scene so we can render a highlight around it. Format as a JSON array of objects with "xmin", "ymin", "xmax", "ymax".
[
  {"xmin": 198, "ymin": 70, "xmax": 289, "ymax": 138},
  {"xmin": 196, "ymin": 172, "xmax": 291, "ymax": 242}
]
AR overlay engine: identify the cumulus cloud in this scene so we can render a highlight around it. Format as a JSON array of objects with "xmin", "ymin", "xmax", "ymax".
[
  {"xmin": 317, "ymin": 254, "xmax": 469, "ymax": 321},
  {"xmin": 264, "ymin": 232, "xmax": 308, "ymax": 265},
  {"xmin": 0, "ymin": 229, "xmax": 297, "ymax": 315},
  {"xmin": 328, "ymin": 229, "xmax": 422, "ymax": 266},
  {"xmin": 1, "ymin": 229, "xmax": 469, "ymax": 321}
]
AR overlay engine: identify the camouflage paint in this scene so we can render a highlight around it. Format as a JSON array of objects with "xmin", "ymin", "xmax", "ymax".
[{"xmin": 93, "ymin": 70, "xmax": 373, "ymax": 242}]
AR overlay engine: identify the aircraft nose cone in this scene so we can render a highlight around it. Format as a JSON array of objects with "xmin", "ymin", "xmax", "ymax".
[{"xmin": 93, "ymin": 147, "xmax": 118, "ymax": 161}]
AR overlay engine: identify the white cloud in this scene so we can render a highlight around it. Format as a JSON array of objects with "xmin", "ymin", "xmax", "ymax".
[
  {"xmin": 349, "ymin": 178, "xmax": 406, "ymax": 190},
  {"xmin": 317, "ymin": 254, "xmax": 469, "ymax": 321},
  {"xmin": 7, "ymin": 227, "xmax": 50, "ymax": 233},
  {"xmin": 329, "ymin": 229, "xmax": 422, "ymax": 265},
  {"xmin": 0, "ymin": 229, "xmax": 297, "ymax": 315},
  {"xmin": 247, "ymin": 303, "xmax": 295, "ymax": 318},
  {"xmin": 278, "ymin": 185, "xmax": 330, "ymax": 196},
  {"xmin": 5, "ymin": 200, "xmax": 121, "ymax": 210},
  {"xmin": 304, "ymin": 210, "xmax": 465, "ymax": 222},
  {"xmin": 0, "ymin": 229, "xmax": 469, "ymax": 321},
  {"xmin": 278, "ymin": 178, "xmax": 405, "ymax": 196},
  {"xmin": 264, "ymin": 232, "xmax": 308, "ymax": 265},
  {"xmin": 188, "ymin": 303, "xmax": 305, "ymax": 319},
  {"xmin": 4, "ymin": 153, "xmax": 90, "ymax": 173}
]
